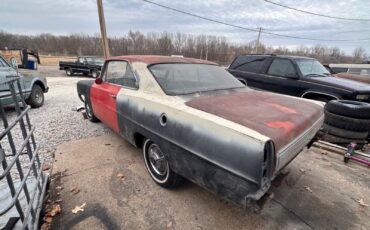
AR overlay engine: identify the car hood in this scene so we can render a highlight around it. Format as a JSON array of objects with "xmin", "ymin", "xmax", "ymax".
[
  {"xmin": 307, "ymin": 76, "xmax": 370, "ymax": 92},
  {"xmin": 185, "ymin": 91, "xmax": 323, "ymax": 152}
]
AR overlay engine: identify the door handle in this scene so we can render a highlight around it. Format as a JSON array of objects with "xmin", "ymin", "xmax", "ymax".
[{"xmin": 109, "ymin": 94, "xmax": 117, "ymax": 99}]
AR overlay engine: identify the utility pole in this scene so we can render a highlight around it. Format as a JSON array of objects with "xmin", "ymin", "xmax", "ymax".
[
  {"xmin": 97, "ymin": 0, "xmax": 110, "ymax": 59},
  {"xmin": 255, "ymin": 27, "xmax": 262, "ymax": 53}
]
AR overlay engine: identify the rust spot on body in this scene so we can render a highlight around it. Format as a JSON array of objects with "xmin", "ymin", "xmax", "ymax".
[{"xmin": 267, "ymin": 103, "xmax": 297, "ymax": 114}]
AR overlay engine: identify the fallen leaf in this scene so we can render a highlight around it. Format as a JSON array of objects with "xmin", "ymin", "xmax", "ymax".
[
  {"xmin": 70, "ymin": 187, "xmax": 80, "ymax": 195},
  {"xmin": 117, "ymin": 172, "xmax": 125, "ymax": 180},
  {"xmin": 358, "ymin": 199, "xmax": 368, "ymax": 207},
  {"xmin": 166, "ymin": 221, "xmax": 173, "ymax": 229},
  {"xmin": 44, "ymin": 216, "xmax": 52, "ymax": 223},
  {"xmin": 299, "ymin": 168, "xmax": 306, "ymax": 173},
  {"xmin": 321, "ymin": 151, "xmax": 328, "ymax": 155},
  {"xmin": 72, "ymin": 203, "xmax": 86, "ymax": 214},
  {"xmin": 304, "ymin": 186, "xmax": 313, "ymax": 193},
  {"xmin": 40, "ymin": 223, "xmax": 49, "ymax": 230},
  {"xmin": 42, "ymin": 163, "xmax": 51, "ymax": 171},
  {"xmin": 49, "ymin": 204, "xmax": 61, "ymax": 217}
]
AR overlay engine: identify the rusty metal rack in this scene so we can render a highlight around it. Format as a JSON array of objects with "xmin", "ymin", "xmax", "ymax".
[{"xmin": 0, "ymin": 76, "xmax": 48, "ymax": 229}]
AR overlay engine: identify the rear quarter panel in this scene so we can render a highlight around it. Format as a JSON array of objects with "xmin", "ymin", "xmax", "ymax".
[{"xmin": 116, "ymin": 92, "xmax": 268, "ymax": 204}]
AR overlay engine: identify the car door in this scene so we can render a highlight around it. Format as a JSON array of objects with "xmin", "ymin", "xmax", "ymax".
[
  {"xmin": 77, "ymin": 57, "xmax": 87, "ymax": 73},
  {"xmin": 262, "ymin": 58, "xmax": 302, "ymax": 96},
  {"xmin": 90, "ymin": 60, "xmax": 137, "ymax": 133}
]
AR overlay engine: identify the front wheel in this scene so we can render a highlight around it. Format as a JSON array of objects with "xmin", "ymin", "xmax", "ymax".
[
  {"xmin": 26, "ymin": 85, "xmax": 44, "ymax": 108},
  {"xmin": 84, "ymin": 100, "xmax": 99, "ymax": 122},
  {"xmin": 143, "ymin": 139, "xmax": 182, "ymax": 188}
]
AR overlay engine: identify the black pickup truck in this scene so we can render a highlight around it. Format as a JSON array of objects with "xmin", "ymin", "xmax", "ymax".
[
  {"xmin": 227, "ymin": 54, "xmax": 370, "ymax": 103},
  {"xmin": 59, "ymin": 56, "xmax": 104, "ymax": 78}
]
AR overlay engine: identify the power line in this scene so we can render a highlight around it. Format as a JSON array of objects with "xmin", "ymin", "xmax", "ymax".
[
  {"xmin": 264, "ymin": 0, "xmax": 370, "ymax": 22},
  {"xmin": 141, "ymin": 0, "xmax": 370, "ymax": 42}
]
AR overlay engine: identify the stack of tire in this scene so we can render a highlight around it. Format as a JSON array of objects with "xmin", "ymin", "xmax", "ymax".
[{"xmin": 323, "ymin": 100, "xmax": 370, "ymax": 147}]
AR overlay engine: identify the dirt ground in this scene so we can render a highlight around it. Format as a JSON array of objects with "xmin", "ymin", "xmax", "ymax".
[
  {"xmin": 49, "ymin": 133, "xmax": 370, "ymax": 230},
  {"xmin": 12, "ymin": 66, "xmax": 369, "ymax": 230}
]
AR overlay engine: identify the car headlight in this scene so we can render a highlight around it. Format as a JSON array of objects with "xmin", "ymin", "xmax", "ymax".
[{"xmin": 356, "ymin": 95, "xmax": 369, "ymax": 100}]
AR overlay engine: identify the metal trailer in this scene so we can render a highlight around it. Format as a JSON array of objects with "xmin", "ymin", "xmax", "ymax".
[{"xmin": 0, "ymin": 76, "xmax": 48, "ymax": 229}]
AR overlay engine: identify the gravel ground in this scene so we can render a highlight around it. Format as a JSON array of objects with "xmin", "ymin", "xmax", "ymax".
[{"xmin": 0, "ymin": 66, "xmax": 111, "ymax": 180}]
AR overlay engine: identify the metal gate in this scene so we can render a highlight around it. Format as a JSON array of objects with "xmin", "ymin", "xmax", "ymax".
[{"xmin": 0, "ymin": 76, "xmax": 48, "ymax": 229}]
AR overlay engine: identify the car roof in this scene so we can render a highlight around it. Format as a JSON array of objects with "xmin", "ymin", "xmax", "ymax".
[
  {"xmin": 240, "ymin": 54, "xmax": 314, "ymax": 60},
  {"xmin": 107, "ymin": 55, "xmax": 217, "ymax": 65}
]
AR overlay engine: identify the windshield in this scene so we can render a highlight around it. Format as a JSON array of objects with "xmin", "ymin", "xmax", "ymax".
[
  {"xmin": 296, "ymin": 59, "xmax": 330, "ymax": 77},
  {"xmin": 86, "ymin": 57, "xmax": 104, "ymax": 65},
  {"xmin": 149, "ymin": 64, "xmax": 244, "ymax": 95}
]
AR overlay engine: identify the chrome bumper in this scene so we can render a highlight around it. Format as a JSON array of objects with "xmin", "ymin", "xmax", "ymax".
[{"xmin": 275, "ymin": 114, "xmax": 324, "ymax": 172}]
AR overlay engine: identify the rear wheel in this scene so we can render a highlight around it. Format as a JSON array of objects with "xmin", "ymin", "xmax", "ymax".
[
  {"xmin": 143, "ymin": 139, "xmax": 182, "ymax": 188},
  {"xmin": 84, "ymin": 100, "xmax": 99, "ymax": 122},
  {"xmin": 65, "ymin": 68, "xmax": 73, "ymax": 76},
  {"xmin": 26, "ymin": 85, "xmax": 44, "ymax": 108},
  {"xmin": 91, "ymin": 70, "xmax": 99, "ymax": 78}
]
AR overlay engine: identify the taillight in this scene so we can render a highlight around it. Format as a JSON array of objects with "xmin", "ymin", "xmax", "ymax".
[{"xmin": 262, "ymin": 141, "xmax": 276, "ymax": 183}]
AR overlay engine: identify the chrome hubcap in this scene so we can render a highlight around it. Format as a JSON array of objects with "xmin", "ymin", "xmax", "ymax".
[
  {"xmin": 34, "ymin": 91, "xmax": 42, "ymax": 104},
  {"xmin": 86, "ymin": 103, "xmax": 92, "ymax": 117},
  {"xmin": 148, "ymin": 144, "xmax": 168, "ymax": 176}
]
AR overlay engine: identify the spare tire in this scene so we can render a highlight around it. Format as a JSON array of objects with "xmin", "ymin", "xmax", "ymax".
[
  {"xmin": 322, "ymin": 133, "xmax": 368, "ymax": 145},
  {"xmin": 322, "ymin": 123, "xmax": 369, "ymax": 139},
  {"xmin": 324, "ymin": 110, "xmax": 370, "ymax": 132},
  {"xmin": 325, "ymin": 100, "xmax": 370, "ymax": 119}
]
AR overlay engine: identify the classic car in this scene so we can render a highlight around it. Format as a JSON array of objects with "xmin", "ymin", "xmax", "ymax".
[{"xmin": 77, "ymin": 55, "xmax": 324, "ymax": 207}]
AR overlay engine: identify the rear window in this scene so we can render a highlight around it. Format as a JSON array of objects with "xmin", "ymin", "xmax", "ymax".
[
  {"xmin": 229, "ymin": 56, "xmax": 265, "ymax": 73},
  {"xmin": 149, "ymin": 63, "xmax": 244, "ymax": 95}
]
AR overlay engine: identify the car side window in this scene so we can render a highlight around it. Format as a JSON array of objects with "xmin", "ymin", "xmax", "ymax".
[
  {"xmin": 235, "ymin": 59, "xmax": 264, "ymax": 73},
  {"xmin": 78, "ymin": 58, "xmax": 85, "ymax": 64},
  {"xmin": 104, "ymin": 61, "xmax": 137, "ymax": 89},
  {"xmin": 267, "ymin": 59, "xmax": 296, "ymax": 77}
]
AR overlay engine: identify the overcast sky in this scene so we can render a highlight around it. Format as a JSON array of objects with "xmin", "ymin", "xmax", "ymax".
[{"xmin": 1, "ymin": 0, "xmax": 369, "ymax": 54}]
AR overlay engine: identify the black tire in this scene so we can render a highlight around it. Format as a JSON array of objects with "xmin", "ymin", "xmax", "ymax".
[
  {"xmin": 91, "ymin": 70, "xmax": 99, "ymax": 78},
  {"xmin": 65, "ymin": 68, "xmax": 73, "ymax": 76},
  {"xmin": 324, "ymin": 110, "xmax": 370, "ymax": 132},
  {"xmin": 326, "ymin": 100, "xmax": 370, "ymax": 119},
  {"xmin": 322, "ymin": 123, "xmax": 369, "ymax": 139},
  {"xmin": 322, "ymin": 133, "xmax": 367, "ymax": 145},
  {"xmin": 84, "ymin": 100, "xmax": 99, "ymax": 122},
  {"xmin": 143, "ymin": 139, "xmax": 182, "ymax": 188},
  {"xmin": 25, "ymin": 85, "xmax": 44, "ymax": 108}
]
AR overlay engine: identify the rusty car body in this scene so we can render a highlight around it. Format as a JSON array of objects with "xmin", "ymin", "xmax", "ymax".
[{"xmin": 77, "ymin": 55, "xmax": 324, "ymax": 207}]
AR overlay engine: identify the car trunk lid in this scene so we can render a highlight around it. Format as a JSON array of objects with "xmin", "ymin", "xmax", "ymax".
[{"xmin": 185, "ymin": 91, "xmax": 323, "ymax": 152}]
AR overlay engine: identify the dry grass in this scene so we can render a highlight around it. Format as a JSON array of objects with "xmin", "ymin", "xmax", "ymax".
[{"xmin": 39, "ymin": 55, "xmax": 77, "ymax": 66}]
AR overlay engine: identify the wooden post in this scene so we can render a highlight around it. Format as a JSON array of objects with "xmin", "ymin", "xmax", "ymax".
[
  {"xmin": 97, "ymin": 0, "xmax": 110, "ymax": 59},
  {"xmin": 255, "ymin": 27, "xmax": 262, "ymax": 54}
]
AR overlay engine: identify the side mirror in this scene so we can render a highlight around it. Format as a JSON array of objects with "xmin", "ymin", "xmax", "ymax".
[
  {"xmin": 95, "ymin": 78, "xmax": 103, "ymax": 84},
  {"xmin": 285, "ymin": 73, "xmax": 298, "ymax": 79},
  {"xmin": 10, "ymin": 57, "xmax": 18, "ymax": 70}
]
